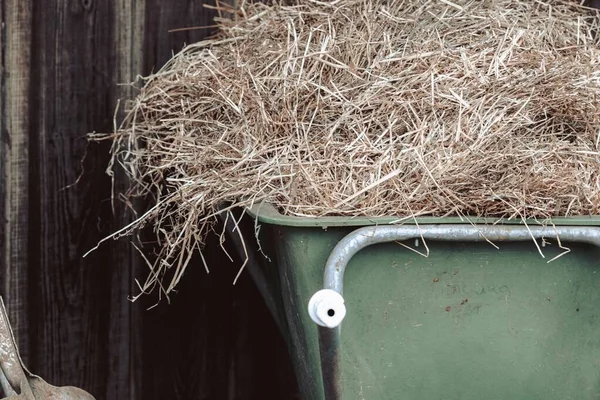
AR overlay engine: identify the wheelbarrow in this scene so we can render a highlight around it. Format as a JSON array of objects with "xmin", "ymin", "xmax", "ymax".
[
  {"xmin": 230, "ymin": 204, "xmax": 600, "ymax": 400},
  {"xmin": 0, "ymin": 297, "xmax": 95, "ymax": 400}
]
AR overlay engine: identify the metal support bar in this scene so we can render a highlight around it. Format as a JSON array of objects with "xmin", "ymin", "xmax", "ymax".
[
  {"xmin": 309, "ymin": 224, "xmax": 600, "ymax": 400},
  {"xmin": 317, "ymin": 326, "xmax": 342, "ymax": 400}
]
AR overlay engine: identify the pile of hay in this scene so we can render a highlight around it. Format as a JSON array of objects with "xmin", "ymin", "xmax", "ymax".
[{"xmin": 95, "ymin": 0, "xmax": 600, "ymax": 295}]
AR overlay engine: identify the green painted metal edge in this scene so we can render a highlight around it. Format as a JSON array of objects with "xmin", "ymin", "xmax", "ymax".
[{"xmin": 247, "ymin": 203, "xmax": 600, "ymax": 227}]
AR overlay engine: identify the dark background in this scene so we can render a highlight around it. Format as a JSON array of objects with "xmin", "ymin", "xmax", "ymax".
[{"xmin": 0, "ymin": 0, "xmax": 298, "ymax": 398}]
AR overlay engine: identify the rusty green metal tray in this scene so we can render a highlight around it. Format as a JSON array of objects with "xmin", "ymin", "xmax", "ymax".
[{"xmin": 233, "ymin": 204, "xmax": 600, "ymax": 400}]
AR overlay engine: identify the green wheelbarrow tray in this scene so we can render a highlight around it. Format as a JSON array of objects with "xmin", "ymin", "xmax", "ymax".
[{"xmin": 234, "ymin": 204, "xmax": 600, "ymax": 400}]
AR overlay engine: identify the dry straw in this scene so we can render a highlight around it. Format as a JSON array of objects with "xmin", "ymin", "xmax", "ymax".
[{"xmin": 92, "ymin": 0, "xmax": 600, "ymax": 297}]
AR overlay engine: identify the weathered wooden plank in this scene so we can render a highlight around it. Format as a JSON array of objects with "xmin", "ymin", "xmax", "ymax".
[
  {"xmin": 0, "ymin": 0, "xmax": 33, "ymax": 363},
  {"xmin": 28, "ymin": 0, "xmax": 108, "ymax": 393},
  {"xmin": 107, "ymin": 1, "xmax": 145, "ymax": 398},
  {"xmin": 143, "ymin": 0, "xmax": 219, "ymax": 69},
  {"xmin": 24, "ymin": 0, "xmax": 144, "ymax": 397}
]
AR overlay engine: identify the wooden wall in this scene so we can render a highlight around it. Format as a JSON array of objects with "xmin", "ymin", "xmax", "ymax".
[{"xmin": 0, "ymin": 1, "xmax": 298, "ymax": 399}]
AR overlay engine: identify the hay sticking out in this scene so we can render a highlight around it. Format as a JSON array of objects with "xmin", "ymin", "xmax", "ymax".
[{"xmin": 98, "ymin": 0, "xmax": 600, "ymax": 296}]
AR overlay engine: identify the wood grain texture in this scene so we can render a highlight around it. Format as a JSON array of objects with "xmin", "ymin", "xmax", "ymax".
[
  {"xmin": 1, "ymin": 0, "xmax": 299, "ymax": 398},
  {"xmin": 0, "ymin": 0, "xmax": 33, "ymax": 363},
  {"xmin": 25, "ymin": 0, "xmax": 144, "ymax": 396},
  {"xmin": 107, "ymin": 2, "xmax": 145, "ymax": 398},
  {"xmin": 143, "ymin": 0, "xmax": 218, "ymax": 70}
]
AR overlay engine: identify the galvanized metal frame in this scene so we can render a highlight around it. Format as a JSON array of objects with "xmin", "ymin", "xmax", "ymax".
[{"xmin": 314, "ymin": 224, "xmax": 600, "ymax": 400}]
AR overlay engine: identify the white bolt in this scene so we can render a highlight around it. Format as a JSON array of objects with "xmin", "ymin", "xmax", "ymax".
[{"xmin": 308, "ymin": 289, "xmax": 347, "ymax": 328}]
